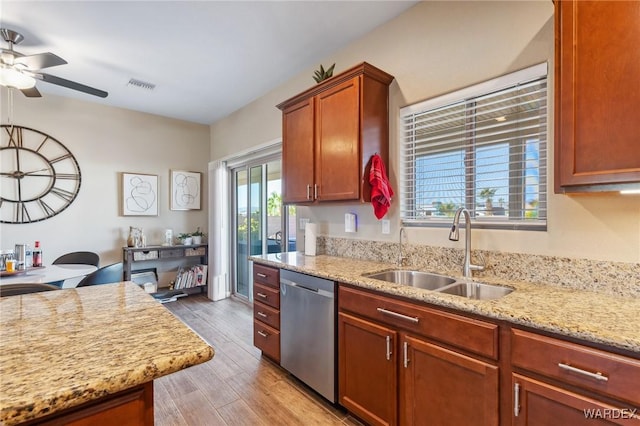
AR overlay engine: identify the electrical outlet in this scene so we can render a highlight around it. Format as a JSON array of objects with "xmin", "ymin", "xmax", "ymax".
[
  {"xmin": 381, "ymin": 220, "xmax": 390, "ymax": 234},
  {"xmin": 345, "ymin": 213, "xmax": 357, "ymax": 233},
  {"xmin": 299, "ymin": 218, "xmax": 310, "ymax": 231}
]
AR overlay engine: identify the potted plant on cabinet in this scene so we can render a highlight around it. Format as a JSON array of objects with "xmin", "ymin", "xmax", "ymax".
[
  {"xmin": 177, "ymin": 233, "xmax": 192, "ymax": 245},
  {"xmin": 191, "ymin": 227, "xmax": 206, "ymax": 245}
]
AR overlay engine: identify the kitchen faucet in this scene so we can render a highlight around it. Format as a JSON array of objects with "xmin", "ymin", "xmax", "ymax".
[
  {"xmin": 449, "ymin": 207, "xmax": 484, "ymax": 278},
  {"xmin": 398, "ymin": 227, "xmax": 407, "ymax": 267}
]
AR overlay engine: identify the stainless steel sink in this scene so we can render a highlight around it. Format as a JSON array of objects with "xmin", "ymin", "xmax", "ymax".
[
  {"xmin": 435, "ymin": 282, "xmax": 513, "ymax": 300},
  {"xmin": 364, "ymin": 270, "xmax": 457, "ymax": 290}
]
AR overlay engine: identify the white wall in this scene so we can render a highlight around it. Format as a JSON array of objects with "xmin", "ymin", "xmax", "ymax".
[
  {"xmin": 1, "ymin": 91, "xmax": 210, "ymax": 275},
  {"xmin": 210, "ymin": 1, "xmax": 640, "ymax": 264}
]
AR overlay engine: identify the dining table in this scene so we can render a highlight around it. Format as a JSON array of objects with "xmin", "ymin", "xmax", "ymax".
[{"xmin": 0, "ymin": 264, "xmax": 98, "ymax": 286}]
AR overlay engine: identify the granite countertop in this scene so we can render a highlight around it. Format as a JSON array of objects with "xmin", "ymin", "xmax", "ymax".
[
  {"xmin": 0, "ymin": 282, "xmax": 214, "ymax": 425},
  {"xmin": 251, "ymin": 253, "xmax": 640, "ymax": 355}
]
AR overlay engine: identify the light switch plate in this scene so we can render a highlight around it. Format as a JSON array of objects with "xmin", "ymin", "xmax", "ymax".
[
  {"xmin": 381, "ymin": 220, "xmax": 390, "ymax": 234},
  {"xmin": 345, "ymin": 213, "xmax": 357, "ymax": 233},
  {"xmin": 299, "ymin": 218, "xmax": 310, "ymax": 231}
]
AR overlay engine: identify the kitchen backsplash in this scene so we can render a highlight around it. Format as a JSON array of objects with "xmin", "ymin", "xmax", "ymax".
[{"xmin": 318, "ymin": 236, "xmax": 640, "ymax": 298}]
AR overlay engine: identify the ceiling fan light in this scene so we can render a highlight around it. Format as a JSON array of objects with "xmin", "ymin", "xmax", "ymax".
[{"xmin": 0, "ymin": 65, "xmax": 36, "ymax": 89}]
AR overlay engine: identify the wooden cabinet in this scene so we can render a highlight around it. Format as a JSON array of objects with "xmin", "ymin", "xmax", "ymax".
[
  {"xmin": 252, "ymin": 264, "xmax": 281, "ymax": 363},
  {"xmin": 278, "ymin": 62, "xmax": 394, "ymax": 204},
  {"xmin": 23, "ymin": 382, "xmax": 153, "ymax": 425},
  {"xmin": 510, "ymin": 329, "xmax": 640, "ymax": 425},
  {"xmin": 338, "ymin": 311, "xmax": 398, "ymax": 426},
  {"xmin": 554, "ymin": 0, "xmax": 640, "ymax": 192},
  {"xmin": 338, "ymin": 285, "xmax": 499, "ymax": 426}
]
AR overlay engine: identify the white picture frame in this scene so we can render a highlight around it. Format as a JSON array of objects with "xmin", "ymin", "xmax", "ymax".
[
  {"xmin": 122, "ymin": 172, "xmax": 159, "ymax": 216},
  {"xmin": 170, "ymin": 170, "xmax": 201, "ymax": 210}
]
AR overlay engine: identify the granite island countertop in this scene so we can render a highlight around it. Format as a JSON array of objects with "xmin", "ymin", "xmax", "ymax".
[
  {"xmin": 0, "ymin": 282, "xmax": 214, "ymax": 425},
  {"xmin": 251, "ymin": 253, "xmax": 640, "ymax": 355}
]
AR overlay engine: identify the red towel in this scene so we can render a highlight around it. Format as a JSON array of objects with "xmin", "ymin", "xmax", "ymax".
[{"xmin": 369, "ymin": 154, "xmax": 394, "ymax": 219}]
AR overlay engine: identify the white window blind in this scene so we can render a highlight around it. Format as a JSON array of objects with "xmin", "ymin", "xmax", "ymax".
[{"xmin": 400, "ymin": 63, "xmax": 548, "ymax": 230}]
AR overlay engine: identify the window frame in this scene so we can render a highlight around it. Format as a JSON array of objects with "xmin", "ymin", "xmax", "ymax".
[{"xmin": 399, "ymin": 63, "xmax": 548, "ymax": 231}]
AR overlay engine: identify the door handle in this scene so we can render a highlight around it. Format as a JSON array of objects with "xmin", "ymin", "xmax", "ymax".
[
  {"xmin": 558, "ymin": 363, "xmax": 609, "ymax": 382},
  {"xmin": 385, "ymin": 335, "xmax": 392, "ymax": 361},
  {"xmin": 307, "ymin": 184, "xmax": 311, "ymax": 200},
  {"xmin": 377, "ymin": 307, "xmax": 419, "ymax": 323},
  {"xmin": 514, "ymin": 383, "xmax": 520, "ymax": 417},
  {"xmin": 314, "ymin": 184, "xmax": 318, "ymax": 200},
  {"xmin": 403, "ymin": 341, "xmax": 409, "ymax": 368}
]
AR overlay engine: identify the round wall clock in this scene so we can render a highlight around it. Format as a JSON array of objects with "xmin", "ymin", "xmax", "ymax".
[{"xmin": 0, "ymin": 125, "xmax": 81, "ymax": 224}]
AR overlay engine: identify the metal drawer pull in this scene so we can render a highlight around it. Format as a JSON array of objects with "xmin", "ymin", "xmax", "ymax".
[
  {"xmin": 386, "ymin": 336, "xmax": 392, "ymax": 361},
  {"xmin": 307, "ymin": 184, "xmax": 311, "ymax": 200},
  {"xmin": 377, "ymin": 307, "xmax": 419, "ymax": 323},
  {"xmin": 514, "ymin": 383, "xmax": 520, "ymax": 417},
  {"xmin": 403, "ymin": 341, "xmax": 409, "ymax": 368},
  {"xmin": 256, "ymin": 292, "xmax": 268, "ymax": 299},
  {"xmin": 256, "ymin": 272, "xmax": 267, "ymax": 278},
  {"xmin": 257, "ymin": 311, "xmax": 268, "ymax": 318},
  {"xmin": 314, "ymin": 184, "xmax": 318, "ymax": 200},
  {"xmin": 257, "ymin": 330, "xmax": 269, "ymax": 338},
  {"xmin": 558, "ymin": 363, "xmax": 609, "ymax": 382}
]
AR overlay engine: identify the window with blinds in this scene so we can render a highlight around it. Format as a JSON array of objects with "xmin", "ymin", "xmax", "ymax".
[{"xmin": 400, "ymin": 63, "xmax": 548, "ymax": 230}]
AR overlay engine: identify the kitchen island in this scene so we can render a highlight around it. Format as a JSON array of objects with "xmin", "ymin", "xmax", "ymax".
[{"xmin": 0, "ymin": 282, "xmax": 214, "ymax": 425}]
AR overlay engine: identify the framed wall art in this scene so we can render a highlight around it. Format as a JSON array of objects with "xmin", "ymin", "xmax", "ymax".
[
  {"xmin": 122, "ymin": 172, "xmax": 158, "ymax": 216},
  {"xmin": 170, "ymin": 170, "xmax": 201, "ymax": 210}
]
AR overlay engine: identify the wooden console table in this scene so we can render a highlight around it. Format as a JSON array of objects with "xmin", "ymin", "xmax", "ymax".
[{"xmin": 122, "ymin": 244, "xmax": 208, "ymax": 287}]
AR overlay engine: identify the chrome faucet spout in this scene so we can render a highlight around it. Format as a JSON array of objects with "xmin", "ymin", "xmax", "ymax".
[
  {"xmin": 398, "ymin": 227, "xmax": 407, "ymax": 267},
  {"xmin": 449, "ymin": 207, "xmax": 484, "ymax": 278}
]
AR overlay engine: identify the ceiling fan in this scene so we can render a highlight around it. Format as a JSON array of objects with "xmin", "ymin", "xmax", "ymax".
[{"xmin": 0, "ymin": 28, "xmax": 108, "ymax": 98}]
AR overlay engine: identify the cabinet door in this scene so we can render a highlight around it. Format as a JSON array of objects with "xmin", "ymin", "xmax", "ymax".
[
  {"xmin": 512, "ymin": 374, "xmax": 635, "ymax": 426},
  {"xmin": 555, "ymin": 0, "xmax": 640, "ymax": 190},
  {"xmin": 338, "ymin": 312, "xmax": 398, "ymax": 426},
  {"xmin": 400, "ymin": 334, "xmax": 499, "ymax": 426},
  {"xmin": 282, "ymin": 97, "xmax": 315, "ymax": 203},
  {"xmin": 315, "ymin": 77, "xmax": 361, "ymax": 201}
]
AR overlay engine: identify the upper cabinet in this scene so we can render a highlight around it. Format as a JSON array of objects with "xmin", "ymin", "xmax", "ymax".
[
  {"xmin": 554, "ymin": 0, "xmax": 640, "ymax": 192},
  {"xmin": 277, "ymin": 63, "xmax": 394, "ymax": 204}
]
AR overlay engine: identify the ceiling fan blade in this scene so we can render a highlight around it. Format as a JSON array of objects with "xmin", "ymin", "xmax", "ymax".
[
  {"xmin": 33, "ymin": 72, "xmax": 108, "ymax": 98},
  {"xmin": 20, "ymin": 86, "xmax": 42, "ymax": 97},
  {"xmin": 15, "ymin": 52, "xmax": 67, "ymax": 70}
]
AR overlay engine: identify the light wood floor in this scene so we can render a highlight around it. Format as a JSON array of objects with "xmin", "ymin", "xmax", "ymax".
[{"xmin": 155, "ymin": 295, "xmax": 364, "ymax": 426}]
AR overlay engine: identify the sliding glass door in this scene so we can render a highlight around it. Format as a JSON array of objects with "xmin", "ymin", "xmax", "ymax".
[{"xmin": 232, "ymin": 158, "xmax": 293, "ymax": 300}]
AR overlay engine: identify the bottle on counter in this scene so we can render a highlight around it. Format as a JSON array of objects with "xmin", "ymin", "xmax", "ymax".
[{"xmin": 32, "ymin": 241, "xmax": 43, "ymax": 267}]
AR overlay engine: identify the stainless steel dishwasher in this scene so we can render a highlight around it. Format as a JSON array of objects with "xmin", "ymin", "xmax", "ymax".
[{"xmin": 280, "ymin": 269, "xmax": 336, "ymax": 403}]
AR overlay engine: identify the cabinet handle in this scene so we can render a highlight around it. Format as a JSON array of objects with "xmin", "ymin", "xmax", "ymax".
[
  {"xmin": 403, "ymin": 341, "xmax": 409, "ymax": 368},
  {"xmin": 257, "ymin": 311, "xmax": 268, "ymax": 318},
  {"xmin": 307, "ymin": 184, "xmax": 311, "ymax": 200},
  {"xmin": 558, "ymin": 363, "xmax": 609, "ymax": 382},
  {"xmin": 314, "ymin": 184, "xmax": 318, "ymax": 200},
  {"xmin": 256, "ymin": 292, "xmax": 268, "ymax": 299},
  {"xmin": 385, "ymin": 335, "xmax": 392, "ymax": 361},
  {"xmin": 256, "ymin": 272, "xmax": 267, "ymax": 278},
  {"xmin": 376, "ymin": 307, "xmax": 420, "ymax": 323},
  {"xmin": 257, "ymin": 330, "xmax": 268, "ymax": 338},
  {"xmin": 514, "ymin": 383, "xmax": 520, "ymax": 417}
]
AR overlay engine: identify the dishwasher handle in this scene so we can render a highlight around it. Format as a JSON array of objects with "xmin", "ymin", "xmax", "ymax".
[{"xmin": 281, "ymin": 276, "xmax": 334, "ymax": 298}]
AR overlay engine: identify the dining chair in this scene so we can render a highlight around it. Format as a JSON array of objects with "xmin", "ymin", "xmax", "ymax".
[
  {"xmin": 76, "ymin": 263, "xmax": 124, "ymax": 287},
  {"xmin": 52, "ymin": 251, "xmax": 100, "ymax": 267},
  {"xmin": 0, "ymin": 283, "xmax": 61, "ymax": 297}
]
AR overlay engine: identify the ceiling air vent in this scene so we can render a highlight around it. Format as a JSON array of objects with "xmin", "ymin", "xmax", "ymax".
[{"xmin": 127, "ymin": 78, "xmax": 156, "ymax": 91}]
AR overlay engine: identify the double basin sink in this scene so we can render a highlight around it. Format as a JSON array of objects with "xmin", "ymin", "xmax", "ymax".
[{"xmin": 363, "ymin": 269, "xmax": 513, "ymax": 300}]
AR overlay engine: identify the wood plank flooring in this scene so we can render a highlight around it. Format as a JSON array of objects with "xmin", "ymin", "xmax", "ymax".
[{"xmin": 155, "ymin": 295, "xmax": 363, "ymax": 426}]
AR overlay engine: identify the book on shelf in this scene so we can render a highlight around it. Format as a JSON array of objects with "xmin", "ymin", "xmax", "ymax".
[{"xmin": 174, "ymin": 264, "xmax": 208, "ymax": 290}]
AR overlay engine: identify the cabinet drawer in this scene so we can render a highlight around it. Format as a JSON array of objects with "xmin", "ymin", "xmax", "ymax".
[
  {"xmin": 253, "ymin": 264, "xmax": 280, "ymax": 289},
  {"xmin": 254, "ymin": 301, "xmax": 280, "ymax": 330},
  {"xmin": 254, "ymin": 320, "xmax": 280, "ymax": 363},
  {"xmin": 159, "ymin": 248, "xmax": 185, "ymax": 259},
  {"xmin": 339, "ymin": 285, "xmax": 498, "ymax": 360},
  {"xmin": 511, "ymin": 329, "xmax": 640, "ymax": 405},
  {"xmin": 254, "ymin": 282, "xmax": 280, "ymax": 309}
]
